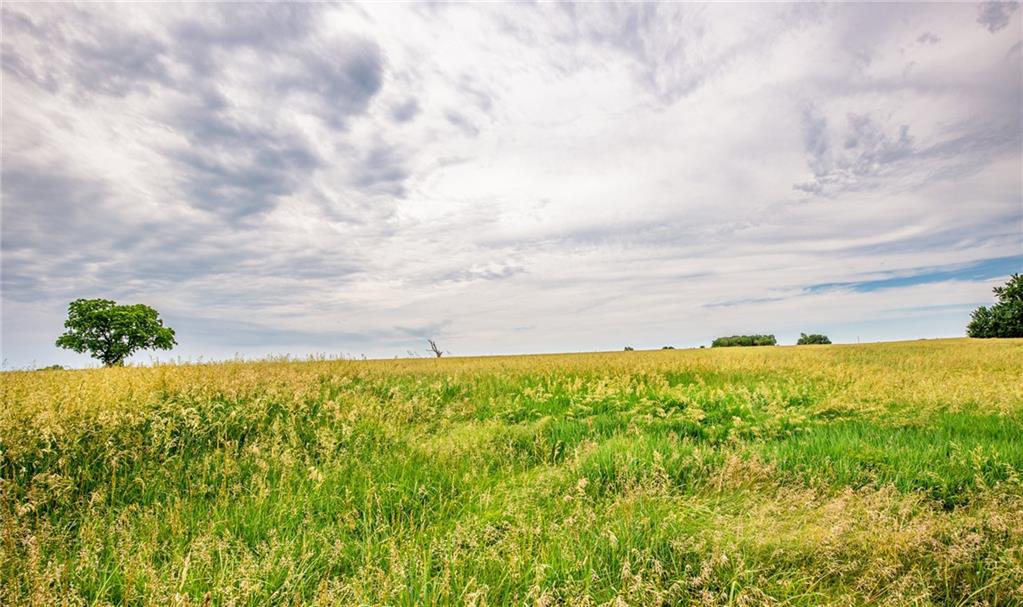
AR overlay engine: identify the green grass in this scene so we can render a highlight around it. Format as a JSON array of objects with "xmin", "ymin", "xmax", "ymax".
[
  {"xmin": 761, "ymin": 410, "xmax": 1023, "ymax": 507},
  {"xmin": 2, "ymin": 338, "xmax": 1022, "ymax": 605}
]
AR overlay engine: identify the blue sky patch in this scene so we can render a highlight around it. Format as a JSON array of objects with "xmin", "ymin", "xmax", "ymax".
[{"xmin": 806, "ymin": 255, "xmax": 1023, "ymax": 294}]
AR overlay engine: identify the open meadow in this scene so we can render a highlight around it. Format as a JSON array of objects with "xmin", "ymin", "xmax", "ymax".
[{"xmin": 2, "ymin": 338, "xmax": 1023, "ymax": 606}]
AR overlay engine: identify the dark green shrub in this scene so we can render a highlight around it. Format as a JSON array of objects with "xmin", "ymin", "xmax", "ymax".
[
  {"xmin": 797, "ymin": 333, "xmax": 831, "ymax": 345},
  {"xmin": 711, "ymin": 335, "xmax": 776, "ymax": 347}
]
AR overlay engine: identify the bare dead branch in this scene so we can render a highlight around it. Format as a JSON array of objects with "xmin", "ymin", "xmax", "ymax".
[{"xmin": 427, "ymin": 339, "xmax": 443, "ymax": 358}]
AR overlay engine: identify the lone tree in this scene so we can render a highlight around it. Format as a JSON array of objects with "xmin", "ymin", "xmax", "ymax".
[
  {"xmin": 56, "ymin": 299, "xmax": 176, "ymax": 366},
  {"xmin": 967, "ymin": 274, "xmax": 1023, "ymax": 338}
]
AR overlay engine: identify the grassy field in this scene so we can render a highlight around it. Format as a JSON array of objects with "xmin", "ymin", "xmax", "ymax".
[{"xmin": 2, "ymin": 338, "xmax": 1022, "ymax": 606}]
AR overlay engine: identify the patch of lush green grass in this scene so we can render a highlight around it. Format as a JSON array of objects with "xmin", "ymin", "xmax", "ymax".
[{"xmin": 761, "ymin": 409, "xmax": 1023, "ymax": 507}]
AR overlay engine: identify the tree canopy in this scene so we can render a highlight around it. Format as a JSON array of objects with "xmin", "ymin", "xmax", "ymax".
[
  {"xmin": 711, "ymin": 335, "xmax": 776, "ymax": 347},
  {"xmin": 967, "ymin": 274, "xmax": 1023, "ymax": 338},
  {"xmin": 56, "ymin": 299, "xmax": 176, "ymax": 366},
  {"xmin": 797, "ymin": 333, "xmax": 831, "ymax": 345}
]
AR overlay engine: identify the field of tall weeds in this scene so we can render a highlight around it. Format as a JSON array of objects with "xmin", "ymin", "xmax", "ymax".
[{"xmin": 2, "ymin": 338, "xmax": 1022, "ymax": 606}]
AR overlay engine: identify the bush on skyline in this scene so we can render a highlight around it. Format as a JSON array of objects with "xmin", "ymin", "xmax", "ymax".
[
  {"xmin": 711, "ymin": 334, "xmax": 777, "ymax": 347},
  {"xmin": 797, "ymin": 333, "xmax": 832, "ymax": 345}
]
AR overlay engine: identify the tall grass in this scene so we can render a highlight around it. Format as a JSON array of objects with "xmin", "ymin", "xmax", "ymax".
[{"xmin": 2, "ymin": 338, "xmax": 1022, "ymax": 605}]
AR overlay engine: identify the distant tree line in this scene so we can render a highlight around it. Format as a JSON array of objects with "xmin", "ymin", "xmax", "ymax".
[{"xmin": 627, "ymin": 332, "xmax": 835, "ymax": 350}]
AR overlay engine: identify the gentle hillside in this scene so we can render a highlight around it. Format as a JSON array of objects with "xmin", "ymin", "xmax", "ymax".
[{"xmin": 3, "ymin": 338, "xmax": 1023, "ymax": 605}]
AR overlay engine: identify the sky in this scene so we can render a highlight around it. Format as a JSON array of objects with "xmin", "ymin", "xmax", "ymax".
[{"xmin": 1, "ymin": 2, "xmax": 1021, "ymax": 368}]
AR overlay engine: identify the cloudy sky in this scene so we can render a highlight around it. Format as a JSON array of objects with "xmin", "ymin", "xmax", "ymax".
[{"xmin": 2, "ymin": 2, "xmax": 1021, "ymax": 368}]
